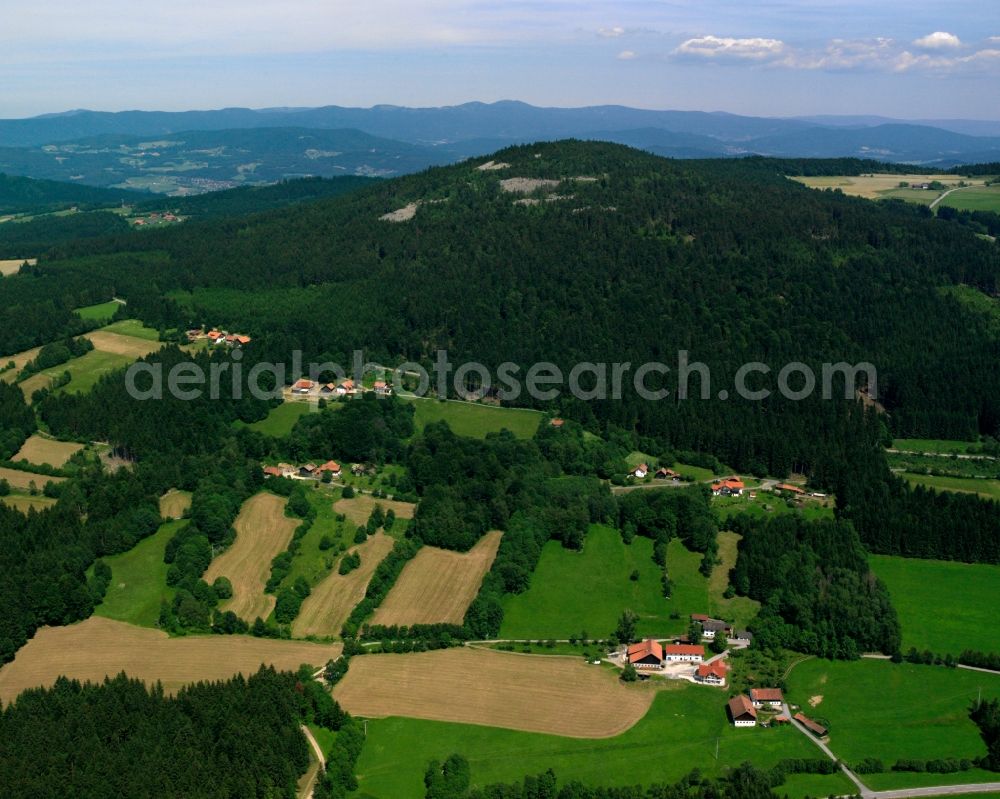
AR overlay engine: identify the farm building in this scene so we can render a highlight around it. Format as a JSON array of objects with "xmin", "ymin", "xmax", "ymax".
[
  {"xmin": 630, "ymin": 463, "xmax": 649, "ymax": 479},
  {"xmin": 663, "ymin": 644, "xmax": 704, "ymax": 663},
  {"xmin": 655, "ymin": 467, "xmax": 680, "ymax": 480},
  {"xmin": 750, "ymin": 688, "xmax": 784, "ymax": 708},
  {"xmin": 626, "ymin": 639, "xmax": 664, "ymax": 669},
  {"xmin": 794, "ymin": 712, "xmax": 828, "ymax": 737},
  {"xmin": 373, "ymin": 380, "xmax": 393, "ymax": 396},
  {"xmin": 299, "ymin": 464, "xmax": 317, "ymax": 478},
  {"xmin": 711, "ymin": 478, "xmax": 745, "ymax": 496},
  {"xmin": 728, "ymin": 695, "xmax": 757, "ymax": 727},
  {"xmin": 549, "ymin": 417, "xmax": 564, "ymax": 428},
  {"xmin": 316, "ymin": 460, "xmax": 342, "ymax": 479},
  {"xmin": 700, "ymin": 619, "xmax": 731, "ymax": 639},
  {"xmin": 262, "ymin": 466, "xmax": 283, "ymax": 478},
  {"xmin": 292, "ymin": 379, "xmax": 315, "ymax": 394},
  {"xmin": 733, "ymin": 630, "xmax": 753, "ymax": 644},
  {"xmin": 775, "ymin": 483, "xmax": 805, "ymax": 495},
  {"xmin": 695, "ymin": 660, "xmax": 728, "ymax": 686}
]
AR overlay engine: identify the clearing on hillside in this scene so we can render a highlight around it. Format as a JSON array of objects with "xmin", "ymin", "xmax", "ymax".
[
  {"xmin": 95, "ymin": 520, "xmax": 181, "ymax": 627},
  {"xmin": 292, "ymin": 532, "xmax": 395, "ymax": 638},
  {"xmin": 708, "ymin": 531, "xmax": 760, "ymax": 628},
  {"xmin": 333, "ymin": 494, "xmax": 415, "ymax": 526},
  {"xmin": 0, "ymin": 616, "xmax": 342, "ymax": 704},
  {"xmin": 0, "ymin": 494, "xmax": 57, "ymax": 512},
  {"xmin": 159, "ymin": 489, "xmax": 192, "ymax": 519},
  {"xmin": 0, "ymin": 258, "xmax": 35, "ymax": 277},
  {"xmin": 12, "ymin": 435, "xmax": 83, "ymax": 468},
  {"xmin": 0, "ymin": 466, "xmax": 66, "ymax": 491},
  {"xmin": 204, "ymin": 493, "xmax": 299, "ymax": 622},
  {"xmin": 371, "ymin": 531, "xmax": 502, "ymax": 626},
  {"xmin": 333, "ymin": 647, "xmax": 655, "ymax": 738},
  {"xmin": 403, "ymin": 396, "xmax": 543, "ymax": 439},
  {"xmin": 0, "ymin": 345, "xmax": 42, "ymax": 383}
]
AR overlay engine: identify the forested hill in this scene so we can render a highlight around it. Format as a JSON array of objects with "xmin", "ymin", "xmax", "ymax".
[{"xmin": 0, "ymin": 173, "xmax": 138, "ymax": 215}]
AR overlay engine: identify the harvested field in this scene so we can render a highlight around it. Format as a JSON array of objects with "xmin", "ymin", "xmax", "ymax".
[
  {"xmin": 500, "ymin": 177, "xmax": 561, "ymax": 194},
  {"xmin": 159, "ymin": 488, "xmax": 192, "ymax": 519},
  {"xmin": 476, "ymin": 160, "xmax": 510, "ymax": 171},
  {"xmin": 0, "ymin": 466, "xmax": 66, "ymax": 491},
  {"xmin": 0, "ymin": 616, "xmax": 342, "ymax": 704},
  {"xmin": 204, "ymin": 493, "xmax": 299, "ymax": 622},
  {"xmin": 12, "ymin": 435, "xmax": 83, "ymax": 468},
  {"xmin": 372, "ymin": 531, "xmax": 502, "ymax": 626},
  {"xmin": 333, "ymin": 494, "xmax": 415, "ymax": 526},
  {"xmin": 0, "ymin": 345, "xmax": 42, "ymax": 383},
  {"xmin": 333, "ymin": 647, "xmax": 655, "ymax": 738},
  {"xmin": 85, "ymin": 329, "xmax": 163, "ymax": 358},
  {"xmin": 292, "ymin": 532, "xmax": 395, "ymax": 638},
  {"xmin": 0, "ymin": 258, "xmax": 35, "ymax": 277}
]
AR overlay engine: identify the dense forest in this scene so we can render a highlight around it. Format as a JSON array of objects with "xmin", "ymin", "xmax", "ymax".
[
  {"xmin": 0, "ymin": 172, "xmax": 136, "ymax": 215},
  {"xmin": 0, "ymin": 667, "xmax": 348, "ymax": 799}
]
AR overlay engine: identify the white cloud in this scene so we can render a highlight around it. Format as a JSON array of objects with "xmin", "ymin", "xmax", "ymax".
[
  {"xmin": 598, "ymin": 26, "xmax": 625, "ymax": 38},
  {"xmin": 674, "ymin": 35, "xmax": 785, "ymax": 61},
  {"xmin": 786, "ymin": 38, "xmax": 894, "ymax": 70},
  {"xmin": 913, "ymin": 31, "xmax": 962, "ymax": 50},
  {"xmin": 617, "ymin": 50, "xmax": 636, "ymax": 60}
]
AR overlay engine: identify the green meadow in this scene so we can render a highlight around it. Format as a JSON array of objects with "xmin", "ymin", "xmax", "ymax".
[
  {"xmin": 893, "ymin": 438, "xmax": 982, "ymax": 455},
  {"xmin": 74, "ymin": 300, "xmax": 121, "ymax": 323},
  {"xmin": 403, "ymin": 396, "xmax": 543, "ymax": 439},
  {"xmin": 24, "ymin": 349, "xmax": 135, "ymax": 397},
  {"xmin": 92, "ymin": 520, "xmax": 182, "ymax": 628},
  {"xmin": 279, "ymin": 488, "xmax": 358, "ymax": 589},
  {"xmin": 786, "ymin": 658, "xmax": 1000, "ymax": 790},
  {"xmin": 939, "ymin": 185, "xmax": 1000, "ymax": 213},
  {"xmin": 903, "ymin": 472, "xmax": 1000, "ymax": 501},
  {"xmin": 100, "ymin": 318, "xmax": 161, "ymax": 341},
  {"xmin": 500, "ymin": 525, "xmax": 703, "ymax": 640},
  {"xmin": 246, "ymin": 401, "xmax": 312, "ymax": 437},
  {"xmin": 352, "ymin": 683, "xmax": 854, "ymax": 799},
  {"xmin": 870, "ymin": 554, "xmax": 1000, "ymax": 655}
]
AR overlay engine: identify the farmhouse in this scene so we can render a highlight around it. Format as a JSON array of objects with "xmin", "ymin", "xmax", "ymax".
[
  {"xmin": 299, "ymin": 464, "xmax": 317, "ymax": 478},
  {"xmin": 373, "ymin": 380, "xmax": 393, "ymax": 396},
  {"xmin": 750, "ymin": 688, "xmax": 784, "ymax": 708},
  {"xmin": 338, "ymin": 379, "xmax": 356, "ymax": 395},
  {"xmin": 262, "ymin": 466, "xmax": 283, "ymax": 478},
  {"xmin": 663, "ymin": 644, "xmax": 704, "ymax": 663},
  {"xmin": 775, "ymin": 483, "xmax": 805, "ymax": 495},
  {"xmin": 630, "ymin": 463, "xmax": 649, "ymax": 479},
  {"xmin": 278, "ymin": 463, "xmax": 297, "ymax": 478},
  {"xmin": 695, "ymin": 660, "xmax": 728, "ymax": 686},
  {"xmin": 655, "ymin": 467, "xmax": 680, "ymax": 480},
  {"xmin": 292, "ymin": 379, "xmax": 315, "ymax": 394},
  {"xmin": 320, "ymin": 383, "xmax": 338, "ymax": 394},
  {"xmin": 549, "ymin": 417, "xmax": 564, "ymax": 428},
  {"xmin": 711, "ymin": 478, "xmax": 745, "ymax": 496},
  {"xmin": 700, "ymin": 619, "xmax": 732, "ymax": 639},
  {"xmin": 734, "ymin": 630, "xmax": 753, "ymax": 644},
  {"xmin": 316, "ymin": 460, "xmax": 342, "ymax": 479},
  {"xmin": 728, "ymin": 695, "xmax": 757, "ymax": 727},
  {"xmin": 794, "ymin": 712, "xmax": 828, "ymax": 738},
  {"xmin": 626, "ymin": 639, "xmax": 664, "ymax": 669}
]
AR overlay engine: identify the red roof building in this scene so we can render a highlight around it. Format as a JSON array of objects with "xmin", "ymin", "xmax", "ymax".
[
  {"xmin": 794, "ymin": 713, "xmax": 828, "ymax": 737},
  {"xmin": 728, "ymin": 695, "xmax": 757, "ymax": 726},
  {"xmin": 316, "ymin": 460, "xmax": 342, "ymax": 476},
  {"xmin": 262, "ymin": 466, "xmax": 283, "ymax": 478},
  {"xmin": 626, "ymin": 639, "xmax": 664, "ymax": 668},
  {"xmin": 663, "ymin": 644, "xmax": 705, "ymax": 662},
  {"xmin": 695, "ymin": 660, "xmax": 728, "ymax": 685},
  {"xmin": 750, "ymin": 688, "xmax": 784, "ymax": 706}
]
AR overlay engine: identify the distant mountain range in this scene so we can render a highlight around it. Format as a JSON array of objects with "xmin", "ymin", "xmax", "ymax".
[{"xmin": 0, "ymin": 102, "xmax": 997, "ymax": 194}]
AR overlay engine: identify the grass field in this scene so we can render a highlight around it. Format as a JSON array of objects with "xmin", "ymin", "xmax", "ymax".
[
  {"xmin": 903, "ymin": 472, "xmax": 1000, "ymax": 501},
  {"xmin": 791, "ymin": 174, "xmax": 987, "ymax": 203},
  {"xmin": 403, "ymin": 396, "xmax": 543, "ymax": 439},
  {"xmin": 500, "ymin": 525, "xmax": 686, "ymax": 639},
  {"xmin": 159, "ymin": 489, "xmax": 192, "ymax": 519},
  {"xmin": 0, "ymin": 616, "xmax": 342, "ymax": 704},
  {"xmin": 278, "ymin": 489, "xmax": 351, "ymax": 589},
  {"xmin": 246, "ymin": 402, "xmax": 312, "ymax": 436},
  {"xmin": 939, "ymin": 185, "xmax": 1000, "ymax": 212},
  {"xmin": 94, "ymin": 520, "xmax": 182, "ymax": 627},
  {"xmin": 350, "ymin": 671, "xmax": 854, "ymax": 799},
  {"xmin": 707, "ymin": 531, "xmax": 760, "ymax": 628},
  {"xmin": 334, "ymin": 648, "xmax": 655, "ymax": 737},
  {"xmin": 0, "ymin": 465, "xmax": 66, "ymax": 491},
  {"xmin": 786, "ymin": 658, "xmax": 1000, "ymax": 790},
  {"xmin": 75, "ymin": 300, "xmax": 121, "ymax": 322},
  {"xmin": 292, "ymin": 531, "xmax": 394, "ymax": 638},
  {"xmin": 19, "ymin": 349, "xmax": 136, "ymax": 400},
  {"xmin": 870, "ymin": 554, "xmax": 1000, "ymax": 655},
  {"xmin": 204, "ymin": 493, "xmax": 299, "ymax": 622},
  {"xmin": 0, "ymin": 344, "xmax": 42, "ymax": 383},
  {"xmin": 893, "ymin": 438, "xmax": 981, "ymax": 455},
  {"xmin": 0, "ymin": 493, "xmax": 57, "ymax": 512},
  {"xmin": 372, "ymin": 531, "xmax": 502, "ymax": 626},
  {"xmin": 98, "ymin": 319, "xmax": 161, "ymax": 341},
  {"xmin": 332, "ymin": 494, "xmax": 415, "ymax": 527},
  {"xmin": 12, "ymin": 434, "xmax": 83, "ymax": 468}
]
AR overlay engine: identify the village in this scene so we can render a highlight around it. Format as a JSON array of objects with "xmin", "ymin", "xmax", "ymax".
[{"xmin": 611, "ymin": 613, "xmax": 829, "ymax": 737}]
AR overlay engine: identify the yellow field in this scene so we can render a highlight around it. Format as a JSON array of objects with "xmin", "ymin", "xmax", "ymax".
[
  {"xmin": 12, "ymin": 434, "xmax": 83, "ymax": 468},
  {"xmin": 372, "ymin": 531, "xmax": 502, "ymax": 626},
  {"xmin": 292, "ymin": 532, "xmax": 395, "ymax": 638},
  {"xmin": 333, "ymin": 494, "xmax": 415, "ymax": 526},
  {"xmin": 791, "ymin": 173, "xmax": 982, "ymax": 199},
  {"xmin": 84, "ymin": 329, "xmax": 163, "ymax": 358},
  {"xmin": 204, "ymin": 493, "xmax": 299, "ymax": 622},
  {"xmin": 333, "ymin": 647, "xmax": 656, "ymax": 738},
  {"xmin": 159, "ymin": 489, "xmax": 192, "ymax": 519},
  {"xmin": 0, "ymin": 494, "xmax": 57, "ymax": 512},
  {"xmin": 0, "ymin": 258, "xmax": 35, "ymax": 277},
  {"xmin": 0, "ymin": 466, "xmax": 66, "ymax": 491},
  {"xmin": 0, "ymin": 345, "xmax": 42, "ymax": 383},
  {"xmin": 0, "ymin": 616, "xmax": 342, "ymax": 704}
]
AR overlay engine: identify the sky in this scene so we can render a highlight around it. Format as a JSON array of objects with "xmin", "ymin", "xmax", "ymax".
[{"xmin": 1, "ymin": 1, "xmax": 998, "ymax": 119}]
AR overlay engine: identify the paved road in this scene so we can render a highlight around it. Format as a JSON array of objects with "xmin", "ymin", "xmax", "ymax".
[
  {"xmin": 784, "ymin": 702, "xmax": 874, "ymax": 797},
  {"xmin": 871, "ymin": 783, "xmax": 1000, "ymax": 799},
  {"xmin": 887, "ymin": 448, "xmax": 996, "ymax": 462}
]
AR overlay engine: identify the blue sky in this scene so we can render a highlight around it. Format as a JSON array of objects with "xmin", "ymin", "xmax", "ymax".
[{"xmin": 1, "ymin": 1, "xmax": 998, "ymax": 119}]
